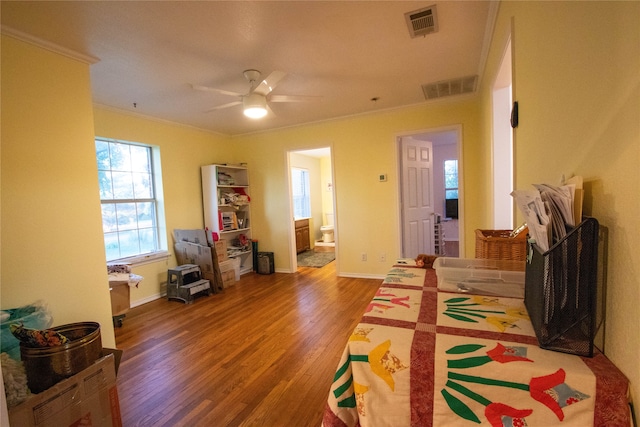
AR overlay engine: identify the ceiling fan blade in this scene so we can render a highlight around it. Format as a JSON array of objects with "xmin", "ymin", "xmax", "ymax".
[
  {"xmin": 191, "ymin": 84, "xmax": 242, "ymax": 98},
  {"xmin": 204, "ymin": 100, "xmax": 242, "ymax": 113},
  {"xmin": 269, "ymin": 94, "xmax": 322, "ymax": 103},
  {"xmin": 253, "ymin": 71, "xmax": 287, "ymax": 96}
]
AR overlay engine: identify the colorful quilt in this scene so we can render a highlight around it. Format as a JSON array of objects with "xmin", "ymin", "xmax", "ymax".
[{"xmin": 323, "ymin": 267, "xmax": 631, "ymax": 427}]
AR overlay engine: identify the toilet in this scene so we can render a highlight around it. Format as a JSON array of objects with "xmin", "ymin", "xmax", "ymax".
[{"xmin": 320, "ymin": 213, "xmax": 335, "ymax": 243}]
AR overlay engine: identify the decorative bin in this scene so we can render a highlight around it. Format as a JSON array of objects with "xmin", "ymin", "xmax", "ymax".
[
  {"xmin": 475, "ymin": 228, "xmax": 528, "ymax": 261},
  {"xmin": 20, "ymin": 322, "xmax": 102, "ymax": 393}
]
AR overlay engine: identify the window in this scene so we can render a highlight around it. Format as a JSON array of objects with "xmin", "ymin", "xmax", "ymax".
[
  {"xmin": 291, "ymin": 168, "xmax": 311, "ymax": 219},
  {"xmin": 444, "ymin": 159, "xmax": 458, "ymax": 199},
  {"xmin": 444, "ymin": 159, "xmax": 459, "ymax": 219},
  {"xmin": 96, "ymin": 138, "xmax": 166, "ymax": 262}
]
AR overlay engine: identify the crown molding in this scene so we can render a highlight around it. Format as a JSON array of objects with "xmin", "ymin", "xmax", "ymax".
[{"xmin": 1, "ymin": 26, "xmax": 99, "ymax": 65}]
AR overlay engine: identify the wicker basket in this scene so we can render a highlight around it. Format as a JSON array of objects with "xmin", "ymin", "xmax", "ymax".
[{"xmin": 475, "ymin": 228, "xmax": 528, "ymax": 261}]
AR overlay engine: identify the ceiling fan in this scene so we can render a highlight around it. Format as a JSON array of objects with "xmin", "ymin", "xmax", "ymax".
[{"xmin": 191, "ymin": 69, "xmax": 319, "ymax": 119}]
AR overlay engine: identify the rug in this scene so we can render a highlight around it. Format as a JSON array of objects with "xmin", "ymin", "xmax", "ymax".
[{"xmin": 297, "ymin": 250, "xmax": 335, "ymax": 268}]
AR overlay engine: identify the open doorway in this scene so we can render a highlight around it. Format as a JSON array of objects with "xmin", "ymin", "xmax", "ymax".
[
  {"xmin": 398, "ymin": 127, "xmax": 463, "ymax": 259},
  {"xmin": 286, "ymin": 147, "xmax": 336, "ymax": 270}
]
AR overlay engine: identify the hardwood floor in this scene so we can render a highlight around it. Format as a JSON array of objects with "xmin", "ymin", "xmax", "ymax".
[{"xmin": 114, "ymin": 262, "xmax": 381, "ymax": 426}]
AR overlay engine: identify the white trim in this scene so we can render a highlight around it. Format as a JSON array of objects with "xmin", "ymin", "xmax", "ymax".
[
  {"xmin": 109, "ymin": 250, "xmax": 170, "ymax": 267},
  {"xmin": 1, "ymin": 26, "xmax": 100, "ymax": 64},
  {"xmin": 338, "ymin": 273, "xmax": 386, "ymax": 280},
  {"xmin": 94, "ymin": 103, "xmax": 228, "ymax": 137},
  {"xmin": 232, "ymin": 94, "xmax": 478, "ymax": 138},
  {"xmin": 131, "ymin": 293, "xmax": 165, "ymax": 308},
  {"xmin": 476, "ymin": 0, "xmax": 501, "ymax": 79}
]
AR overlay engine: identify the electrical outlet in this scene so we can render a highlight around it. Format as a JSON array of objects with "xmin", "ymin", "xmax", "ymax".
[
  {"xmin": 361, "ymin": 253, "xmax": 367, "ymax": 261},
  {"xmin": 379, "ymin": 253, "xmax": 386, "ymax": 262}
]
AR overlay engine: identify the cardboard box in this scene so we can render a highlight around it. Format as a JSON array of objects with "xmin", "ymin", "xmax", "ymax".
[
  {"xmin": 214, "ymin": 239, "xmax": 228, "ymax": 262},
  {"xmin": 100, "ymin": 348, "xmax": 123, "ymax": 375},
  {"xmin": 220, "ymin": 269, "xmax": 235, "ymax": 288},
  {"xmin": 109, "ymin": 281, "xmax": 130, "ymax": 317},
  {"xmin": 174, "ymin": 228, "xmax": 226, "ymax": 262},
  {"xmin": 9, "ymin": 353, "xmax": 122, "ymax": 427},
  {"xmin": 173, "ymin": 229, "xmax": 208, "ymax": 246},
  {"xmin": 173, "ymin": 229, "xmax": 227, "ymax": 293},
  {"xmin": 219, "ymin": 259, "xmax": 236, "ymax": 288}
]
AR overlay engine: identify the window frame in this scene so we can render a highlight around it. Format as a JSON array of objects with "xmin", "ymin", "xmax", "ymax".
[
  {"xmin": 291, "ymin": 167, "xmax": 311, "ymax": 220},
  {"xmin": 444, "ymin": 159, "xmax": 459, "ymax": 200},
  {"xmin": 96, "ymin": 138, "xmax": 168, "ymax": 264}
]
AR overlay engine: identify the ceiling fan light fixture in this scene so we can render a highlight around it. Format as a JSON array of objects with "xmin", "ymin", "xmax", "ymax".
[{"xmin": 243, "ymin": 93, "xmax": 267, "ymax": 119}]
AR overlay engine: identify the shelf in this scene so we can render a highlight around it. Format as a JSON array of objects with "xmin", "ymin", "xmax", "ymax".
[
  {"xmin": 202, "ymin": 163, "xmax": 252, "ymax": 272},
  {"xmin": 218, "ymin": 203, "xmax": 250, "ymax": 208},
  {"xmin": 220, "ymin": 227, "xmax": 251, "ymax": 234},
  {"xmin": 228, "ymin": 249, "xmax": 251, "ymax": 258}
]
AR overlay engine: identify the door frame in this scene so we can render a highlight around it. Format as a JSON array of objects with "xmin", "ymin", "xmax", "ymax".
[
  {"xmin": 395, "ymin": 125, "xmax": 465, "ymax": 258},
  {"xmin": 285, "ymin": 146, "xmax": 337, "ymax": 272}
]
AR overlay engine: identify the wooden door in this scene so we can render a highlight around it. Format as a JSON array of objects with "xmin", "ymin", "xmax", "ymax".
[{"xmin": 400, "ymin": 139, "xmax": 434, "ymax": 257}]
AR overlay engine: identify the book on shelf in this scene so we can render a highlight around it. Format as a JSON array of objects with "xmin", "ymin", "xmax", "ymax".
[{"xmin": 220, "ymin": 211, "xmax": 238, "ymax": 231}]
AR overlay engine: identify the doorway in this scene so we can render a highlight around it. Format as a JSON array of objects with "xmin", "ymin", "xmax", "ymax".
[
  {"xmin": 286, "ymin": 147, "xmax": 336, "ymax": 271},
  {"xmin": 492, "ymin": 37, "xmax": 514, "ymax": 229},
  {"xmin": 398, "ymin": 127, "xmax": 463, "ymax": 259}
]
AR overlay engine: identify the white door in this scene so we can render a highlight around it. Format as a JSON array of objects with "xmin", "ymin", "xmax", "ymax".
[{"xmin": 400, "ymin": 138, "xmax": 434, "ymax": 258}]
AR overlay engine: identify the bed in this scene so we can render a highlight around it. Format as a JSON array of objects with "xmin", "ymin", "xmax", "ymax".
[{"xmin": 322, "ymin": 265, "xmax": 631, "ymax": 426}]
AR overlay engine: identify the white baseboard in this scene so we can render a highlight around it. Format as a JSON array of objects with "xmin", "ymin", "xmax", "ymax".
[
  {"xmin": 131, "ymin": 293, "xmax": 164, "ymax": 308},
  {"xmin": 338, "ymin": 272, "xmax": 386, "ymax": 280}
]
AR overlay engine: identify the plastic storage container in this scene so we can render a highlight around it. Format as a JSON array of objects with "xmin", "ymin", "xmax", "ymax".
[
  {"xmin": 1, "ymin": 302, "xmax": 52, "ymax": 361},
  {"xmin": 433, "ymin": 257, "xmax": 526, "ymax": 298}
]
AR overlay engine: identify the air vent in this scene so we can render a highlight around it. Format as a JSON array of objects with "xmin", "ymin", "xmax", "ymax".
[
  {"xmin": 422, "ymin": 75, "xmax": 478, "ymax": 100},
  {"xmin": 405, "ymin": 5, "xmax": 438, "ymax": 38}
]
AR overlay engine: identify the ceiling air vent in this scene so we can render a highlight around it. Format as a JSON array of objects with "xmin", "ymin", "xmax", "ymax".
[
  {"xmin": 405, "ymin": 5, "xmax": 438, "ymax": 38},
  {"xmin": 422, "ymin": 75, "xmax": 478, "ymax": 100}
]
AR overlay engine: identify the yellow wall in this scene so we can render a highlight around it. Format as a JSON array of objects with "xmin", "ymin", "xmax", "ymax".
[
  {"xmin": 1, "ymin": 37, "xmax": 231, "ymax": 349},
  {"xmin": 232, "ymin": 99, "xmax": 481, "ymax": 277},
  {"xmin": 481, "ymin": 1, "xmax": 640, "ymax": 417},
  {"xmin": 1, "ymin": 36, "xmax": 116, "ymax": 347},
  {"xmin": 93, "ymin": 107, "xmax": 230, "ymax": 304}
]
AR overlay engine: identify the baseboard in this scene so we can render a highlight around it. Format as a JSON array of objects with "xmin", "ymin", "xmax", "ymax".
[
  {"xmin": 131, "ymin": 293, "xmax": 164, "ymax": 308},
  {"xmin": 338, "ymin": 272, "xmax": 386, "ymax": 280}
]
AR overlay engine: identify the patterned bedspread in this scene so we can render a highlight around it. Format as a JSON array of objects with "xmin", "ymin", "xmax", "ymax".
[{"xmin": 322, "ymin": 267, "xmax": 631, "ymax": 427}]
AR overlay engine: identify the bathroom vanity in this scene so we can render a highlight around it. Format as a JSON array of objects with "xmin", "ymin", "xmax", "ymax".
[{"xmin": 295, "ymin": 219, "xmax": 310, "ymax": 253}]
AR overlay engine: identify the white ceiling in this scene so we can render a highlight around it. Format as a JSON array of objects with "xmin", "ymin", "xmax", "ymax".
[{"xmin": 1, "ymin": 1, "xmax": 496, "ymax": 136}]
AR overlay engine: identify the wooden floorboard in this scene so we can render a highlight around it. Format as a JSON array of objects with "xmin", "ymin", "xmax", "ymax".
[{"xmin": 114, "ymin": 262, "xmax": 381, "ymax": 427}]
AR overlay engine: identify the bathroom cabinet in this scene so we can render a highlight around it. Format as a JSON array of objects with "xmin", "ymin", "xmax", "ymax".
[{"xmin": 295, "ymin": 219, "xmax": 310, "ymax": 253}]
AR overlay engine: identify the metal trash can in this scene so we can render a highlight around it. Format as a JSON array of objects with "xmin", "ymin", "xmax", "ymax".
[{"xmin": 257, "ymin": 252, "xmax": 274, "ymax": 275}]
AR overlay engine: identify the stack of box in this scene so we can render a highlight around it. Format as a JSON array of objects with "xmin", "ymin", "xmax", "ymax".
[
  {"xmin": 215, "ymin": 238, "xmax": 235, "ymax": 288},
  {"xmin": 173, "ymin": 229, "xmax": 225, "ymax": 293}
]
